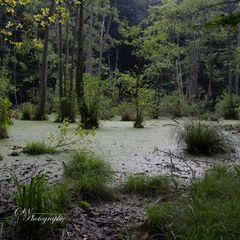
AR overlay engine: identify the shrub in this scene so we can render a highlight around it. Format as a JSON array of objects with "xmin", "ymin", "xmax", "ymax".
[
  {"xmin": 147, "ymin": 165, "xmax": 240, "ymax": 239},
  {"xmin": 178, "ymin": 121, "xmax": 235, "ymax": 155},
  {"xmin": 83, "ymin": 73, "xmax": 100, "ymax": 128},
  {"xmin": 116, "ymin": 102, "xmax": 136, "ymax": 121},
  {"xmin": 12, "ymin": 174, "xmax": 67, "ymax": 239},
  {"xmin": 24, "ymin": 141, "xmax": 56, "ymax": 155},
  {"xmin": 121, "ymin": 174, "xmax": 172, "ymax": 197},
  {"xmin": 0, "ymin": 98, "xmax": 12, "ymax": 138},
  {"xmin": 64, "ymin": 151, "xmax": 112, "ymax": 201},
  {"xmin": 159, "ymin": 92, "xmax": 197, "ymax": 117},
  {"xmin": 21, "ymin": 102, "xmax": 37, "ymax": 120},
  {"xmin": 215, "ymin": 91, "xmax": 240, "ymax": 119},
  {"xmin": 99, "ymin": 97, "xmax": 115, "ymax": 120},
  {"xmin": 0, "ymin": 154, "xmax": 3, "ymax": 161}
]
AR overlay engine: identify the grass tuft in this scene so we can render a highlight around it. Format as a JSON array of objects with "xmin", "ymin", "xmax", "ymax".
[
  {"xmin": 121, "ymin": 174, "xmax": 172, "ymax": 197},
  {"xmin": 147, "ymin": 165, "xmax": 240, "ymax": 239},
  {"xmin": 178, "ymin": 121, "xmax": 235, "ymax": 155},
  {"xmin": 11, "ymin": 174, "xmax": 68, "ymax": 239},
  {"xmin": 64, "ymin": 151, "xmax": 112, "ymax": 201},
  {"xmin": 24, "ymin": 141, "xmax": 56, "ymax": 155}
]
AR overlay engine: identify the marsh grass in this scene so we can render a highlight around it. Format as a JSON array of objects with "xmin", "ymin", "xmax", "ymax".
[
  {"xmin": 64, "ymin": 151, "xmax": 112, "ymax": 201},
  {"xmin": 121, "ymin": 174, "xmax": 172, "ymax": 197},
  {"xmin": 178, "ymin": 121, "xmax": 235, "ymax": 155},
  {"xmin": 11, "ymin": 174, "xmax": 68, "ymax": 240},
  {"xmin": 147, "ymin": 165, "xmax": 240, "ymax": 239},
  {"xmin": 24, "ymin": 141, "xmax": 56, "ymax": 155}
]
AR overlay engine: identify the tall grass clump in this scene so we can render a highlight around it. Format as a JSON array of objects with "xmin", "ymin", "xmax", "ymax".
[
  {"xmin": 10, "ymin": 174, "xmax": 68, "ymax": 240},
  {"xmin": 178, "ymin": 121, "xmax": 235, "ymax": 155},
  {"xmin": 64, "ymin": 151, "xmax": 112, "ymax": 201},
  {"xmin": 24, "ymin": 140, "xmax": 56, "ymax": 155},
  {"xmin": 21, "ymin": 102, "xmax": 37, "ymax": 120},
  {"xmin": 147, "ymin": 165, "xmax": 240, "ymax": 239},
  {"xmin": 121, "ymin": 174, "xmax": 172, "ymax": 197}
]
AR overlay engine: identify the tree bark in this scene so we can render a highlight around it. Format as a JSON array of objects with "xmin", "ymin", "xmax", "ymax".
[
  {"xmin": 86, "ymin": 0, "xmax": 94, "ymax": 75},
  {"xmin": 75, "ymin": 2, "xmax": 99, "ymax": 129},
  {"xmin": 36, "ymin": 0, "xmax": 55, "ymax": 120},
  {"xmin": 236, "ymin": 24, "xmax": 240, "ymax": 95}
]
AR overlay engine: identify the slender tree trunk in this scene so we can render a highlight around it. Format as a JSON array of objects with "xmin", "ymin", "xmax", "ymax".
[
  {"xmin": 86, "ymin": 0, "xmax": 94, "ymax": 75},
  {"xmin": 68, "ymin": 9, "xmax": 79, "ymax": 122},
  {"xmin": 13, "ymin": 46, "xmax": 18, "ymax": 105},
  {"xmin": 36, "ymin": 0, "xmax": 55, "ymax": 120},
  {"xmin": 236, "ymin": 24, "xmax": 240, "ymax": 95},
  {"xmin": 57, "ymin": 4, "xmax": 65, "ymax": 122},
  {"xmin": 75, "ymin": 2, "xmax": 99, "ymax": 129},
  {"xmin": 97, "ymin": 0, "xmax": 107, "ymax": 79},
  {"xmin": 188, "ymin": 29, "xmax": 198, "ymax": 102}
]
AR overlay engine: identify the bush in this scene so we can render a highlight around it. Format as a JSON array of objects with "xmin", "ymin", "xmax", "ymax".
[
  {"xmin": 121, "ymin": 174, "xmax": 172, "ymax": 197},
  {"xmin": 64, "ymin": 151, "xmax": 112, "ymax": 201},
  {"xmin": 99, "ymin": 97, "xmax": 115, "ymax": 120},
  {"xmin": 21, "ymin": 102, "xmax": 37, "ymax": 120},
  {"xmin": 116, "ymin": 102, "xmax": 136, "ymax": 121},
  {"xmin": 0, "ymin": 98, "xmax": 12, "ymax": 138},
  {"xmin": 147, "ymin": 165, "xmax": 240, "ymax": 239},
  {"xmin": 215, "ymin": 91, "xmax": 240, "ymax": 119},
  {"xmin": 10, "ymin": 174, "xmax": 68, "ymax": 239},
  {"xmin": 24, "ymin": 141, "xmax": 56, "ymax": 155},
  {"xmin": 159, "ymin": 92, "xmax": 197, "ymax": 117},
  {"xmin": 178, "ymin": 121, "xmax": 235, "ymax": 155}
]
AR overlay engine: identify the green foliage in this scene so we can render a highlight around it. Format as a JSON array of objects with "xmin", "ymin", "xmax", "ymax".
[
  {"xmin": 21, "ymin": 102, "xmax": 37, "ymax": 120},
  {"xmin": 159, "ymin": 92, "xmax": 197, "ymax": 117},
  {"xmin": 121, "ymin": 174, "xmax": 172, "ymax": 197},
  {"xmin": 99, "ymin": 97, "xmax": 115, "ymax": 120},
  {"xmin": 0, "ymin": 98, "xmax": 12, "ymax": 138},
  {"xmin": 0, "ymin": 154, "xmax": 3, "ymax": 161},
  {"xmin": 178, "ymin": 121, "xmax": 235, "ymax": 155},
  {"xmin": 64, "ymin": 151, "xmax": 112, "ymax": 201},
  {"xmin": 147, "ymin": 165, "xmax": 240, "ymax": 239},
  {"xmin": 83, "ymin": 73, "xmax": 100, "ymax": 125},
  {"xmin": 215, "ymin": 92, "xmax": 240, "ymax": 119},
  {"xmin": 12, "ymin": 174, "xmax": 67, "ymax": 239},
  {"xmin": 0, "ymin": 68, "xmax": 10, "ymax": 98},
  {"xmin": 116, "ymin": 102, "xmax": 136, "ymax": 121},
  {"xmin": 48, "ymin": 118, "xmax": 93, "ymax": 150},
  {"xmin": 24, "ymin": 141, "xmax": 56, "ymax": 155}
]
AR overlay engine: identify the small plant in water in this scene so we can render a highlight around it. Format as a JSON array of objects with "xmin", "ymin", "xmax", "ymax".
[
  {"xmin": 178, "ymin": 121, "xmax": 235, "ymax": 155},
  {"xmin": 24, "ymin": 141, "xmax": 56, "ymax": 155}
]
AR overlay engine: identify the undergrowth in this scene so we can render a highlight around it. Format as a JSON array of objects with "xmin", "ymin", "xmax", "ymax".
[
  {"xmin": 147, "ymin": 165, "xmax": 240, "ymax": 239},
  {"xmin": 121, "ymin": 174, "xmax": 173, "ymax": 197},
  {"xmin": 24, "ymin": 141, "xmax": 56, "ymax": 155},
  {"xmin": 64, "ymin": 151, "xmax": 112, "ymax": 201}
]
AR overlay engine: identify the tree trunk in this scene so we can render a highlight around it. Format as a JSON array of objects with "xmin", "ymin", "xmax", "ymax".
[
  {"xmin": 75, "ymin": 2, "xmax": 99, "ymax": 129},
  {"xmin": 86, "ymin": 0, "xmax": 94, "ymax": 75},
  {"xmin": 236, "ymin": 24, "xmax": 240, "ymax": 95},
  {"xmin": 57, "ymin": 4, "xmax": 65, "ymax": 122},
  {"xmin": 36, "ymin": 0, "xmax": 55, "ymax": 120},
  {"xmin": 188, "ymin": 30, "xmax": 198, "ymax": 102}
]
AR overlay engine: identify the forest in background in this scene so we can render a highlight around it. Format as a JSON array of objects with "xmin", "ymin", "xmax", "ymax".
[{"xmin": 1, "ymin": 0, "xmax": 240, "ymax": 130}]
